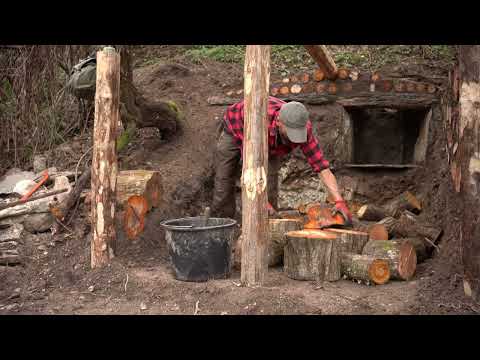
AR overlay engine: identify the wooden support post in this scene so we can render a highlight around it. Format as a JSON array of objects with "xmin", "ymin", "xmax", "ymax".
[
  {"xmin": 91, "ymin": 47, "xmax": 120, "ymax": 269},
  {"xmin": 240, "ymin": 45, "xmax": 271, "ymax": 286},
  {"xmin": 458, "ymin": 46, "xmax": 480, "ymax": 302},
  {"xmin": 304, "ymin": 45, "xmax": 338, "ymax": 80}
]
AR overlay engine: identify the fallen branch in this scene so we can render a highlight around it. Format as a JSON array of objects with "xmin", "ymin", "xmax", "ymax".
[{"xmin": 0, "ymin": 188, "xmax": 68, "ymax": 211}]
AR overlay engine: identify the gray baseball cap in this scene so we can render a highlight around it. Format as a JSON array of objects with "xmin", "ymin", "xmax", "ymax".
[{"xmin": 278, "ymin": 101, "xmax": 309, "ymax": 143}]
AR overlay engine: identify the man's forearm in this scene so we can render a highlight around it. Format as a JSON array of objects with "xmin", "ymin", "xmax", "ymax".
[{"xmin": 319, "ymin": 168, "xmax": 343, "ymax": 202}]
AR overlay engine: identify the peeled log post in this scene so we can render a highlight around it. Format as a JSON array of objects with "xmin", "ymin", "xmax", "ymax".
[
  {"xmin": 362, "ymin": 240, "xmax": 417, "ymax": 280},
  {"xmin": 341, "ymin": 254, "xmax": 391, "ymax": 285},
  {"xmin": 116, "ymin": 170, "xmax": 163, "ymax": 211},
  {"xmin": 240, "ymin": 45, "xmax": 271, "ymax": 287},
  {"xmin": 323, "ymin": 228, "xmax": 369, "ymax": 254},
  {"xmin": 91, "ymin": 47, "xmax": 120, "ymax": 269},
  {"xmin": 284, "ymin": 230, "xmax": 340, "ymax": 281},
  {"xmin": 304, "ymin": 45, "xmax": 338, "ymax": 80}
]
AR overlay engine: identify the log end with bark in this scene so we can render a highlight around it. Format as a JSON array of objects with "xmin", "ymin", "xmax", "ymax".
[
  {"xmin": 341, "ymin": 254, "xmax": 391, "ymax": 285},
  {"xmin": 123, "ymin": 195, "xmax": 148, "ymax": 239},
  {"xmin": 362, "ymin": 240, "xmax": 417, "ymax": 280}
]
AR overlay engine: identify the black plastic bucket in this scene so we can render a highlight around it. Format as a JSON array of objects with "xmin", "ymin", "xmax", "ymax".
[{"xmin": 160, "ymin": 217, "xmax": 237, "ymax": 282}]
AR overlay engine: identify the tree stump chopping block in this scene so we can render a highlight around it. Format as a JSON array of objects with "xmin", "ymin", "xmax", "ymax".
[
  {"xmin": 323, "ymin": 228, "xmax": 369, "ymax": 254},
  {"xmin": 269, "ymin": 219, "xmax": 303, "ymax": 266},
  {"xmin": 362, "ymin": 240, "xmax": 417, "ymax": 280},
  {"xmin": 284, "ymin": 230, "xmax": 341, "ymax": 282},
  {"xmin": 341, "ymin": 254, "xmax": 391, "ymax": 285}
]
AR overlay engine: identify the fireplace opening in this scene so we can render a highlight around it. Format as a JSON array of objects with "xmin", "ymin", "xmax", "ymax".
[{"xmin": 342, "ymin": 107, "xmax": 432, "ymax": 168}]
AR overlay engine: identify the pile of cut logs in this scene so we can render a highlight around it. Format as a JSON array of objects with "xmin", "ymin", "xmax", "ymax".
[
  {"xmin": 234, "ymin": 191, "xmax": 442, "ymax": 286},
  {"xmin": 0, "ymin": 166, "xmax": 163, "ymax": 266}
]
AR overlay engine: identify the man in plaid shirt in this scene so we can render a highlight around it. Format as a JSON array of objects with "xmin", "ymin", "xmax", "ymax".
[{"xmin": 211, "ymin": 96, "xmax": 352, "ymax": 225}]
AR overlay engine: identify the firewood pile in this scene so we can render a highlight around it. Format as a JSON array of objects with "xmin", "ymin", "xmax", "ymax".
[
  {"xmin": 0, "ymin": 161, "xmax": 163, "ymax": 266},
  {"xmin": 234, "ymin": 191, "xmax": 442, "ymax": 286}
]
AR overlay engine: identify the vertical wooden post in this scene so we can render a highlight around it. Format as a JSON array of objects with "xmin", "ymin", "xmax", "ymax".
[
  {"xmin": 458, "ymin": 46, "xmax": 480, "ymax": 302},
  {"xmin": 91, "ymin": 47, "xmax": 120, "ymax": 269},
  {"xmin": 241, "ymin": 45, "xmax": 271, "ymax": 286}
]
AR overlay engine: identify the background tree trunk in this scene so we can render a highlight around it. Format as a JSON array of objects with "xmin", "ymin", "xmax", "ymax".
[{"xmin": 458, "ymin": 46, "xmax": 480, "ymax": 302}]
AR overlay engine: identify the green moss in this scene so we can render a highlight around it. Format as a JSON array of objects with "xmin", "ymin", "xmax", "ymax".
[{"xmin": 116, "ymin": 123, "xmax": 136, "ymax": 152}]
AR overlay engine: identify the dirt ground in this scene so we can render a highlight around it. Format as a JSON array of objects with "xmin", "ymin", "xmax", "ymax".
[{"xmin": 1, "ymin": 48, "xmax": 479, "ymax": 315}]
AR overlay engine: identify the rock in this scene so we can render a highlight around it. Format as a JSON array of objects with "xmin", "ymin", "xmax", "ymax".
[
  {"xmin": 13, "ymin": 179, "xmax": 37, "ymax": 196},
  {"xmin": 24, "ymin": 213, "xmax": 54, "ymax": 233},
  {"xmin": 88, "ymin": 285, "xmax": 95, "ymax": 293},
  {"xmin": 0, "ymin": 223, "xmax": 23, "ymax": 242},
  {"xmin": 79, "ymin": 295, "xmax": 86, "ymax": 300},
  {"xmin": 0, "ymin": 169, "xmax": 36, "ymax": 195},
  {"xmin": 33, "ymin": 155, "xmax": 47, "ymax": 173},
  {"xmin": 140, "ymin": 302, "xmax": 148, "ymax": 311}
]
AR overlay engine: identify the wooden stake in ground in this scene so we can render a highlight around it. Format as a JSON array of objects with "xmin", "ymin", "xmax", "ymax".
[
  {"xmin": 240, "ymin": 45, "xmax": 271, "ymax": 287},
  {"xmin": 91, "ymin": 47, "xmax": 120, "ymax": 269},
  {"xmin": 284, "ymin": 229, "xmax": 340, "ymax": 281},
  {"xmin": 303, "ymin": 45, "xmax": 338, "ymax": 80},
  {"xmin": 323, "ymin": 228, "xmax": 369, "ymax": 254},
  {"xmin": 341, "ymin": 254, "xmax": 391, "ymax": 285},
  {"xmin": 362, "ymin": 240, "xmax": 417, "ymax": 280}
]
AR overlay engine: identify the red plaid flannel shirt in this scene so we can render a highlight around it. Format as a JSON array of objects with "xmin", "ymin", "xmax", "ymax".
[{"xmin": 223, "ymin": 96, "xmax": 330, "ymax": 173}]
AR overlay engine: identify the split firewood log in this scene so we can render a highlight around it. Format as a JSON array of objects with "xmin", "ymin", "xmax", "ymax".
[
  {"xmin": 341, "ymin": 254, "xmax": 391, "ymax": 285},
  {"xmin": 362, "ymin": 239, "xmax": 417, "ymax": 280},
  {"xmin": 284, "ymin": 229, "xmax": 340, "ymax": 281},
  {"xmin": 377, "ymin": 211, "xmax": 442, "ymax": 247},
  {"xmin": 368, "ymin": 224, "xmax": 389, "ymax": 240},
  {"xmin": 116, "ymin": 170, "xmax": 162, "ymax": 211},
  {"xmin": 357, "ymin": 204, "xmax": 389, "ymax": 222},
  {"xmin": 357, "ymin": 191, "xmax": 422, "ymax": 221}
]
